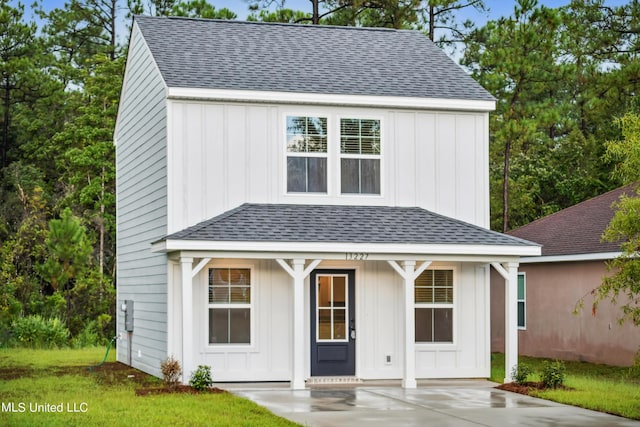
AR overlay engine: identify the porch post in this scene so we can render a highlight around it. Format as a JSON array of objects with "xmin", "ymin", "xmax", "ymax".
[
  {"xmin": 292, "ymin": 258, "xmax": 306, "ymax": 390},
  {"xmin": 180, "ymin": 256, "xmax": 193, "ymax": 384},
  {"xmin": 504, "ymin": 262, "xmax": 519, "ymax": 383},
  {"xmin": 402, "ymin": 260, "xmax": 417, "ymax": 389}
]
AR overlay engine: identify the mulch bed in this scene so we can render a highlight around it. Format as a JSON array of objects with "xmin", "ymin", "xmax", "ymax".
[
  {"xmin": 497, "ymin": 381, "xmax": 572, "ymax": 395},
  {"xmin": 135, "ymin": 385, "xmax": 226, "ymax": 396}
]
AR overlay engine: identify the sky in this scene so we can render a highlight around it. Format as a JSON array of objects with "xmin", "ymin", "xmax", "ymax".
[{"xmin": 20, "ymin": 0, "xmax": 630, "ymax": 23}]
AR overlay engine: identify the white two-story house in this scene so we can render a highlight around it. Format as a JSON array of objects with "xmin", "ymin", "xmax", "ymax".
[{"xmin": 114, "ymin": 15, "xmax": 540, "ymax": 389}]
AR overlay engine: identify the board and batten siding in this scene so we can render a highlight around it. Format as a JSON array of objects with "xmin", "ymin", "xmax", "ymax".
[
  {"xmin": 187, "ymin": 260, "xmax": 489, "ymax": 381},
  {"xmin": 166, "ymin": 101, "xmax": 490, "ymax": 234},
  {"xmin": 115, "ymin": 22, "xmax": 169, "ymax": 377}
]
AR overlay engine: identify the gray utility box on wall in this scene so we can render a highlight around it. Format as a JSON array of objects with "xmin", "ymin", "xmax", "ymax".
[{"xmin": 123, "ymin": 300, "xmax": 134, "ymax": 332}]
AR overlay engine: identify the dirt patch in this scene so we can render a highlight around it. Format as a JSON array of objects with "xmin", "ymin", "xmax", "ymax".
[
  {"xmin": 497, "ymin": 381, "xmax": 572, "ymax": 395},
  {"xmin": 85, "ymin": 361, "xmax": 161, "ymax": 387},
  {"xmin": 0, "ymin": 366, "xmax": 37, "ymax": 380},
  {"xmin": 4, "ymin": 360, "xmax": 227, "ymax": 395}
]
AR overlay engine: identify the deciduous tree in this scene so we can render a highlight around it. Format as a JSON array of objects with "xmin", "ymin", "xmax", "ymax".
[{"xmin": 590, "ymin": 113, "xmax": 640, "ymax": 326}]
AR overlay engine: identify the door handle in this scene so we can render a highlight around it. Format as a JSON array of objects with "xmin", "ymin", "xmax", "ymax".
[{"xmin": 350, "ymin": 329, "xmax": 356, "ymax": 340}]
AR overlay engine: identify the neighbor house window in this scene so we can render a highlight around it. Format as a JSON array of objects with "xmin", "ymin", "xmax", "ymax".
[
  {"xmin": 208, "ymin": 268, "xmax": 251, "ymax": 344},
  {"xmin": 340, "ymin": 118, "xmax": 381, "ymax": 194},
  {"xmin": 518, "ymin": 273, "xmax": 526, "ymax": 329},
  {"xmin": 415, "ymin": 269, "xmax": 453, "ymax": 343},
  {"xmin": 286, "ymin": 116, "xmax": 327, "ymax": 193}
]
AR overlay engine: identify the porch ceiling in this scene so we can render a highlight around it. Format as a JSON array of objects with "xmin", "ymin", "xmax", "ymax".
[{"xmin": 152, "ymin": 204, "xmax": 540, "ymax": 260}]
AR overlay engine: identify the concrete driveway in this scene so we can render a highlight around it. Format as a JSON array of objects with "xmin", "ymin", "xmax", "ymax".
[{"xmin": 225, "ymin": 380, "xmax": 640, "ymax": 426}]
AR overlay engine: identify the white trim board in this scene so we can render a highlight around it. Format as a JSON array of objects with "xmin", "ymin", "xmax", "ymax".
[
  {"xmin": 153, "ymin": 239, "xmax": 540, "ymax": 258},
  {"xmin": 166, "ymin": 87, "xmax": 496, "ymax": 112},
  {"xmin": 518, "ymin": 251, "xmax": 621, "ymax": 263}
]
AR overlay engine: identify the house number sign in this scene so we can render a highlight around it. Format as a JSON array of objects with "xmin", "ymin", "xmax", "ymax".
[{"xmin": 345, "ymin": 253, "xmax": 369, "ymax": 260}]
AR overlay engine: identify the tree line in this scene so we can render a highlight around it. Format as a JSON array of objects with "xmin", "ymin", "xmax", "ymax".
[{"xmin": 0, "ymin": 0, "xmax": 638, "ymax": 346}]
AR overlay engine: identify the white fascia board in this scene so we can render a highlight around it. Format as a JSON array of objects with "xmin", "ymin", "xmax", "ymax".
[
  {"xmin": 166, "ymin": 87, "xmax": 496, "ymax": 112},
  {"xmin": 519, "ymin": 251, "xmax": 621, "ymax": 264},
  {"xmin": 152, "ymin": 239, "xmax": 540, "ymax": 258}
]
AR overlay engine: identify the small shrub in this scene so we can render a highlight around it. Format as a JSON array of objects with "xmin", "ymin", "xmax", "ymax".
[
  {"xmin": 511, "ymin": 363, "xmax": 533, "ymax": 385},
  {"xmin": 189, "ymin": 365, "xmax": 213, "ymax": 391},
  {"xmin": 161, "ymin": 356, "xmax": 182, "ymax": 389},
  {"xmin": 541, "ymin": 360, "xmax": 566, "ymax": 389}
]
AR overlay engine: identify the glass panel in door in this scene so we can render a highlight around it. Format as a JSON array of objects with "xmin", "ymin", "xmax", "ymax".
[{"xmin": 316, "ymin": 275, "xmax": 348, "ymax": 342}]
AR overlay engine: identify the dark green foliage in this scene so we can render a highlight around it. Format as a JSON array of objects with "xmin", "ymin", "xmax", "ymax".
[
  {"xmin": 189, "ymin": 365, "xmax": 213, "ymax": 391},
  {"xmin": 541, "ymin": 360, "xmax": 566, "ymax": 389},
  {"xmin": 463, "ymin": 0, "xmax": 636, "ymax": 231},
  {"xmin": 11, "ymin": 315, "xmax": 70, "ymax": 348},
  {"xmin": 1, "ymin": 0, "xmax": 639, "ymax": 350}
]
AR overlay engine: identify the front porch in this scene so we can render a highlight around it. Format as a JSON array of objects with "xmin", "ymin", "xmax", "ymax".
[{"xmin": 152, "ymin": 203, "xmax": 539, "ymax": 389}]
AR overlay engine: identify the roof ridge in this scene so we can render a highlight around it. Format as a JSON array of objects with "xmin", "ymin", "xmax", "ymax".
[{"xmin": 136, "ymin": 14, "xmax": 411, "ymax": 34}]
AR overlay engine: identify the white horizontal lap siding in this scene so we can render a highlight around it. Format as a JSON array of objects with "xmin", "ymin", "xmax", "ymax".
[
  {"xmin": 167, "ymin": 102, "xmax": 489, "ymax": 229},
  {"xmin": 115, "ymin": 22, "xmax": 169, "ymax": 378}
]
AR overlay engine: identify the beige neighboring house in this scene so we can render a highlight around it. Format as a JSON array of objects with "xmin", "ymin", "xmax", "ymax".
[{"xmin": 491, "ymin": 184, "xmax": 640, "ymax": 366}]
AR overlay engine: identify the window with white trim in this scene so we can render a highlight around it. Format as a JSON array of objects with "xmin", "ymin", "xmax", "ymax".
[
  {"xmin": 286, "ymin": 116, "xmax": 328, "ymax": 193},
  {"xmin": 518, "ymin": 272, "xmax": 526, "ymax": 329},
  {"xmin": 415, "ymin": 269, "xmax": 453, "ymax": 343},
  {"xmin": 208, "ymin": 268, "xmax": 251, "ymax": 344},
  {"xmin": 340, "ymin": 118, "xmax": 381, "ymax": 194}
]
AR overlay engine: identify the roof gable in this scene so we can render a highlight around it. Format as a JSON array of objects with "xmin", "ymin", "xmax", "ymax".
[
  {"xmin": 508, "ymin": 184, "xmax": 637, "ymax": 257},
  {"xmin": 134, "ymin": 16, "xmax": 494, "ymax": 102}
]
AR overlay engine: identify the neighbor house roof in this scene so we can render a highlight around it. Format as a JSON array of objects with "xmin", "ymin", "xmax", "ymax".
[
  {"xmin": 133, "ymin": 16, "xmax": 494, "ymax": 101},
  {"xmin": 160, "ymin": 204, "xmax": 535, "ymax": 248},
  {"xmin": 508, "ymin": 184, "xmax": 637, "ymax": 257}
]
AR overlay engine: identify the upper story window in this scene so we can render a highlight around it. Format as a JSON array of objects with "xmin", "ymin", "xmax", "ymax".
[
  {"xmin": 340, "ymin": 118, "xmax": 381, "ymax": 194},
  {"xmin": 286, "ymin": 116, "xmax": 328, "ymax": 193}
]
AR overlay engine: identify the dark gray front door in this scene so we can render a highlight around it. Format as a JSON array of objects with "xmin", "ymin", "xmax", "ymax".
[{"xmin": 310, "ymin": 269, "xmax": 356, "ymax": 376}]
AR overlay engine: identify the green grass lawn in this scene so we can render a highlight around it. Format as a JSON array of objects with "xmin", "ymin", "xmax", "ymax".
[
  {"xmin": 3, "ymin": 348, "xmax": 639, "ymax": 425},
  {"xmin": 491, "ymin": 353, "xmax": 640, "ymax": 420},
  {"xmin": 0, "ymin": 348, "xmax": 299, "ymax": 427}
]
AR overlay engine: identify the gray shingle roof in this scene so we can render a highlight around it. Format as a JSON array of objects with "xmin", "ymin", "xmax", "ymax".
[
  {"xmin": 163, "ymin": 204, "xmax": 535, "ymax": 247},
  {"xmin": 508, "ymin": 184, "xmax": 637, "ymax": 256},
  {"xmin": 134, "ymin": 16, "xmax": 494, "ymax": 101}
]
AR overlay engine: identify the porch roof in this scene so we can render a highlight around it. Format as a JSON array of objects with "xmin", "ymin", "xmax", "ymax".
[{"xmin": 153, "ymin": 204, "xmax": 539, "ymax": 258}]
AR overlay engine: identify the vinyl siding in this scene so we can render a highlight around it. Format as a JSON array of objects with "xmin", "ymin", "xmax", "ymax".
[{"xmin": 115, "ymin": 22, "xmax": 168, "ymax": 377}]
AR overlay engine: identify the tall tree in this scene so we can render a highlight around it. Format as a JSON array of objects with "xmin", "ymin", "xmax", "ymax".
[
  {"xmin": 54, "ymin": 55, "xmax": 123, "ymax": 280},
  {"xmin": 128, "ymin": 0, "xmax": 178, "ymax": 16},
  {"xmin": 463, "ymin": 0, "xmax": 563, "ymax": 231},
  {"xmin": 0, "ymin": 2, "xmax": 41, "ymax": 169},
  {"xmin": 248, "ymin": 0, "xmax": 485, "ymax": 47},
  {"xmin": 171, "ymin": 0, "xmax": 237, "ymax": 18},
  {"xmin": 39, "ymin": 208, "xmax": 93, "ymax": 330},
  {"xmin": 423, "ymin": 0, "xmax": 485, "ymax": 46}
]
